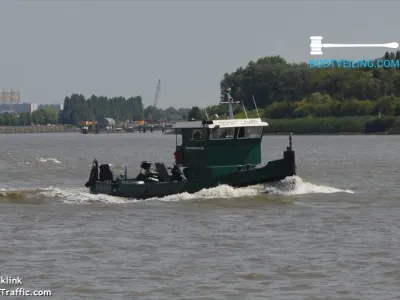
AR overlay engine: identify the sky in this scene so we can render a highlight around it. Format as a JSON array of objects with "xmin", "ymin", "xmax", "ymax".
[{"xmin": 1, "ymin": 0, "xmax": 399, "ymax": 109}]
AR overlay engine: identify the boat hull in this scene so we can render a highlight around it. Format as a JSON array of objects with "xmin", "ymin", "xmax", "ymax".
[{"xmin": 89, "ymin": 153, "xmax": 296, "ymax": 199}]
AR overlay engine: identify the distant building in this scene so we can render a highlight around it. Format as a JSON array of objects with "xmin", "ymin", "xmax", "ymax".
[
  {"xmin": 1, "ymin": 110, "xmax": 17, "ymax": 115},
  {"xmin": 0, "ymin": 103, "xmax": 38, "ymax": 114}
]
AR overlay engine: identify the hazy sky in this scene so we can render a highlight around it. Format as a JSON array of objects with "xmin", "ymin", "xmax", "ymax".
[{"xmin": 1, "ymin": 0, "xmax": 399, "ymax": 108}]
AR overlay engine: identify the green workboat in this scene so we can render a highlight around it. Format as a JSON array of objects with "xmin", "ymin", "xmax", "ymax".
[{"xmin": 84, "ymin": 88, "xmax": 296, "ymax": 199}]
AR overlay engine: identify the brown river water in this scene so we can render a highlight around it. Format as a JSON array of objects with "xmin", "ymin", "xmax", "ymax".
[{"xmin": 0, "ymin": 132, "xmax": 399, "ymax": 300}]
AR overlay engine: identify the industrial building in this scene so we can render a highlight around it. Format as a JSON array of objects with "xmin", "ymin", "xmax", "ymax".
[
  {"xmin": 0, "ymin": 103, "xmax": 64, "ymax": 115},
  {"xmin": 0, "ymin": 88, "xmax": 64, "ymax": 115},
  {"xmin": 0, "ymin": 103, "xmax": 38, "ymax": 114}
]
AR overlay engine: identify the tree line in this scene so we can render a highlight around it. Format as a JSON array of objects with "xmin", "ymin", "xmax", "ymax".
[
  {"xmin": 219, "ymin": 51, "xmax": 400, "ymax": 119},
  {"xmin": 0, "ymin": 107, "xmax": 59, "ymax": 126},
  {"xmin": 61, "ymin": 94, "xmax": 144, "ymax": 125},
  {"xmin": 263, "ymin": 93, "xmax": 400, "ymax": 119},
  {"xmin": 61, "ymin": 94, "xmax": 190, "ymax": 126},
  {"xmin": 3, "ymin": 50, "xmax": 400, "ymax": 127},
  {"xmin": 0, "ymin": 94, "xmax": 191, "ymax": 126}
]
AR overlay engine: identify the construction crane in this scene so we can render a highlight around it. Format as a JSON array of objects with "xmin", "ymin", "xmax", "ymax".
[{"xmin": 153, "ymin": 79, "xmax": 160, "ymax": 107}]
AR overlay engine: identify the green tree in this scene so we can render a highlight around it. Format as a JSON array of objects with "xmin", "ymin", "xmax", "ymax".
[
  {"xmin": 188, "ymin": 106, "xmax": 202, "ymax": 121},
  {"xmin": 219, "ymin": 51, "xmax": 400, "ymax": 119},
  {"xmin": 60, "ymin": 94, "xmax": 144, "ymax": 126}
]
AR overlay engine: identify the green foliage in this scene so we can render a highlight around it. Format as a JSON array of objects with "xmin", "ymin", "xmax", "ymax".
[
  {"xmin": 1, "ymin": 94, "xmax": 190, "ymax": 127},
  {"xmin": 144, "ymin": 106, "xmax": 189, "ymax": 122},
  {"xmin": 203, "ymin": 104, "xmax": 231, "ymax": 118},
  {"xmin": 387, "ymin": 118, "xmax": 400, "ymax": 134},
  {"xmin": 187, "ymin": 106, "xmax": 202, "ymax": 121},
  {"xmin": 61, "ymin": 94, "xmax": 144, "ymax": 125},
  {"xmin": 0, "ymin": 108, "xmax": 59, "ymax": 126},
  {"xmin": 221, "ymin": 52, "xmax": 400, "ymax": 120},
  {"xmin": 235, "ymin": 108, "xmax": 264, "ymax": 119},
  {"xmin": 59, "ymin": 94, "xmax": 190, "ymax": 126},
  {"xmin": 263, "ymin": 116, "xmax": 369, "ymax": 134},
  {"xmin": 261, "ymin": 116, "xmax": 400, "ymax": 134},
  {"xmin": 262, "ymin": 92, "xmax": 400, "ymax": 119},
  {"xmin": 364, "ymin": 116, "xmax": 396, "ymax": 133},
  {"xmin": 6, "ymin": 51, "xmax": 400, "ymax": 132}
]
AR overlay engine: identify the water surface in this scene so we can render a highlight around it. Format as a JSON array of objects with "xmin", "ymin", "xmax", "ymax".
[{"xmin": 1, "ymin": 133, "xmax": 399, "ymax": 299}]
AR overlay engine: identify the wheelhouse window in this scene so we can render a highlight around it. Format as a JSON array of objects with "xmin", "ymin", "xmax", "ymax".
[
  {"xmin": 237, "ymin": 126, "xmax": 263, "ymax": 139},
  {"xmin": 209, "ymin": 127, "xmax": 234, "ymax": 140},
  {"xmin": 190, "ymin": 129, "xmax": 206, "ymax": 141}
]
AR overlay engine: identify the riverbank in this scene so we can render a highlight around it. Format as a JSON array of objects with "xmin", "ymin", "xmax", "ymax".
[
  {"xmin": 165, "ymin": 116, "xmax": 400, "ymax": 135},
  {"xmin": 263, "ymin": 132, "xmax": 395, "ymax": 135},
  {"xmin": 263, "ymin": 116, "xmax": 400, "ymax": 134},
  {"xmin": 0, "ymin": 125, "xmax": 80, "ymax": 134}
]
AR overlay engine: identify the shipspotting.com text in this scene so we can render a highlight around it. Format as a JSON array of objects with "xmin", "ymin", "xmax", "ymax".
[
  {"xmin": 309, "ymin": 59, "xmax": 400, "ymax": 68},
  {"xmin": 0, "ymin": 288, "xmax": 52, "ymax": 297}
]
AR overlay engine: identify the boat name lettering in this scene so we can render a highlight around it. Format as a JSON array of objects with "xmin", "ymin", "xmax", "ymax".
[
  {"xmin": 185, "ymin": 147, "xmax": 204, "ymax": 150},
  {"xmin": 213, "ymin": 119, "xmax": 260, "ymax": 126}
]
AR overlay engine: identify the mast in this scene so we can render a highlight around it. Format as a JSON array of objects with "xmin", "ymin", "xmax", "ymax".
[{"xmin": 220, "ymin": 87, "xmax": 240, "ymax": 119}]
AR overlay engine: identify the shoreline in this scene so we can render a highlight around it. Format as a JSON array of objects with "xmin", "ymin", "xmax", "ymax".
[
  {"xmin": 2, "ymin": 122, "xmax": 399, "ymax": 135},
  {"xmin": 1, "ymin": 129, "xmax": 398, "ymax": 135},
  {"xmin": 165, "ymin": 130, "xmax": 397, "ymax": 136},
  {"xmin": 263, "ymin": 132, "xmax": 395, "ymax": 136},
  {"xmin": 0, "ymin": 125, "xmax": 79, "ymax": 134}
]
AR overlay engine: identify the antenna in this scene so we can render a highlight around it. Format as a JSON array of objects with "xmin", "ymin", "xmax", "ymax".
[
  {"xmin": 241, "ymin": 100, "xmax": 248, "ymax": 119},
  {"xmin": 252, "ymin": 95, "xmax": 260, "ymax": 118}
]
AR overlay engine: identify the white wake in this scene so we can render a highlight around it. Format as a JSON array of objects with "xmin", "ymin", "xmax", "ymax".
[
  {"xmin": 36, "ymin": 157, "xmax": 62, "ymax": 164},
  {"xmin": 26, "ymin": 176, "xmax": 354, "ymax": 204}
]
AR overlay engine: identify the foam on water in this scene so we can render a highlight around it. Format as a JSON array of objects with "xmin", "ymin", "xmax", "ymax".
[
  {"xmin": 36, "ymin": 157, "xmax": 62, "ymax": 164},
  {"xmin": 263, "ymin": 176, "xmax": 355, "ymax": 196},
  {"xmin": 0, "ymin": 176, "xmax": 354, "ymax": 205}
]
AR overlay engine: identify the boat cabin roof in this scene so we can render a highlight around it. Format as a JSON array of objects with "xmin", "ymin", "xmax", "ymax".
[{"xmin": 171, "ymin": 118, "xmax": 268, "ymax": 129}]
